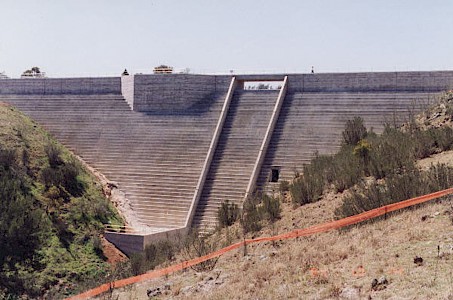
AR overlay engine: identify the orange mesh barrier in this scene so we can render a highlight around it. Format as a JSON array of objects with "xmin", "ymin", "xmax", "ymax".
[{"xmin": 66, "ymin": 187, "xmax": 453, "ymax": 300}]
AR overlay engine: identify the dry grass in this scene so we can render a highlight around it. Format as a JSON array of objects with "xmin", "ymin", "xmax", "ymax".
[
  {"xmin": 418, "ymin": 149, "xmax": 453, "ymax": 170},
  {"xmin": 105, "ymin": 188, "xmax": 453, "ymax": 300}
]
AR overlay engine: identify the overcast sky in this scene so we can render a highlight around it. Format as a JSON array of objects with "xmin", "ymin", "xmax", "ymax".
[{"xmin": 1, "ymin": 0, "xmax": 452, "ymax": 78}]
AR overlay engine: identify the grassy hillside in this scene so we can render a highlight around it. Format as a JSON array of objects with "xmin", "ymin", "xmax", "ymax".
[
  {"xmin": 0, "ymin": 103, "xmax": 123, "ymax": 298},
  {"xmin": 106, "ymin": 92, "xmax": 453, "ymax": 300}
]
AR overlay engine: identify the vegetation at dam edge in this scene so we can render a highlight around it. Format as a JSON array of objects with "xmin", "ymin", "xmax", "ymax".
[{"xmin": 0, "ymin": 104, "xmax": 122, "ymax": 298}]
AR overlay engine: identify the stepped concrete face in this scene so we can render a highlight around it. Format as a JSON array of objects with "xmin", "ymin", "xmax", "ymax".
[
  {"xmin": 1, "ymin": 71, "xmax": 452, "ymax": 254},
  {"xmin": 194, "ymin": 90, "xmax": 281, "ymax": 229},
  {"xmin": 256, "ymin": 91, "xmax": 438, "ymax": 193},
  {"xmin": 0, "ymin": 93, "xmax": 226, "ymax": 229}
]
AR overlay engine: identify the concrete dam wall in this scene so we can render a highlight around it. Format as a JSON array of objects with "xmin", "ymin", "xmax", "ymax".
[
  {"xmin": 0, "ymin": 77, "xmax": 121, "ymax": 94},
  {"xmin": 1, "ymin": 70, "xmax": 451, "ymax": 254}
]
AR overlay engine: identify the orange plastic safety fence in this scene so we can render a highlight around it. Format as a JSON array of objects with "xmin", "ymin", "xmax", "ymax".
[{"xmin": 66, "ymin": 187, "xmax": 453, "ymax": 300}]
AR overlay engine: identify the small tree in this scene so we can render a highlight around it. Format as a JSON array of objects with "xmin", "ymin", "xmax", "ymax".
[
  {"xmin": 31, "ymin": 67, "xmax": 41, "ymax": 75},
  {"xmin": 21, "ymin": 67, "xmax": 46, "ymax": 78}
]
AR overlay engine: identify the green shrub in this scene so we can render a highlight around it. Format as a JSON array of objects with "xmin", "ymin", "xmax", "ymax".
[
  {"xmin": 445, "ymin": 93, "xmax": 453, "ymax": 118},
  {"xmin": 40, "ymin": 159, "xmax": 84, "ymax": 197},
  {"xmin": 45, "ymin": 143, "xmax": 64, "ymax": 168},
  {"xmin": 217, "ymin": 200, "xmax": 239, "ymax": 228},
  {"xmin": 432, "ymin": 126, "xmax": 453, "ymax": 151},
  {"xmin": 60, "ymin": 160, "xmax": 84, "ymax": 197},
  {"xmin": 290, "ymin": 164, "xmax": 325, "ymax": 205},
  {"xmin": 40, "ymin": 166, "xmax": 58, "ymax": 187},
  {"xmin": 412, "ymin": 129, "xmax": 436, "ymax": 159},
  {"xmin": 279, "ymin": 180, "xmax": 290, "ymax": 195},
  {"xmin": 446, "ymin": 103, "xmax": 453, "ymax": 119},
  {"xmin": 260, "ymin": 194, "xmax": 281, "ymax": 222},
  {"xmin": 331, "ymin": 146, "xmax": 362, "ymax": 192},
  {"xmin": 238, "ymin": 193, "xmax": 281, "ymax": 233},
  {"xmin": 336, "ymin": 163, "xmax": 453, "ymax": 219},
  {"xmin": 0, "ymin": 148, "xmax": 16, "ymax": 171},
  {"xmin": 385, "ymin": 167, "xmax": 428, "ymax": 202},
  {"xmin": 44, "ymin": 185, "xmax": 62, "ymax": 200},
  {"xmin": 426, "ymin": 163, "xmax": 453, "ymax": 191},
  {"xmin": 182, "ymin": 229, "xmax": 219, "ymax": 272},
  {"xmin": 129, "ymin": 253, "xmax": 147, "ymax": 275},
  {"xmin": 144, "ymin": 243, "xmax": 157, "ymax": 263},
  {"xmin": 289, "ymin": 145, "xmax": 364, "ymax": 205},
  {"xmin": 342, "ymin": 116, "xmax": 367, "ymax": 145},
  {"xmin": 353, "ymin": 139, "xmax": 371, "ymax": 175},
  {"xmin": 0, "ymin": 169, "xmax": 48, "ymax": 295},
  {"xmin": 91, "ymin": 198, "xmax": 112, "ymax": 224},
  {"xmin": 91, "ymin": 235, "xmax": 103, "ymax": 257},
  {"xmin": 126, "ymin": 240, "xmax": 178, "ymax": 276},
  {"xmin": 310, "ymin": 154, "xmax": 334, "ymax": 183},
  {"xmin": 368, "ymin": 127, "xmax": 415, "ymax": 179},
  {"xmin": 334, "ymin": 182, "xmax": 388, "ymax": 218},
  {"xmin": 156, "ymin": 240, "xmax": 176, "ymax": 261},
  {"xmin": 110, "ymin": 260, "xmax": 134, "ymax": 281},
  {"xmin": 241, "ymin": 196, "xmax": 262, "ymax": 233},
  {"xmin": 289, "ymin": 117, "xmax": 453, "ymax": 221}
]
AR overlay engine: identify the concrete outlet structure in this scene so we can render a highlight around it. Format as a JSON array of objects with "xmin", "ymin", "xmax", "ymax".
[{"xmin": 1, "ymin": 71, "xmax": 452, "ymax": 254}]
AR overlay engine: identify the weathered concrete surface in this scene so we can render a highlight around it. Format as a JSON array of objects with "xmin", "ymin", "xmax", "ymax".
[
  {"xmin": 121, "ymin": 75, "xmax": 134, "ymax": 109},
  {"xmin": 132, "ymin": 74, "xmax": 230, "ymax": 112}
]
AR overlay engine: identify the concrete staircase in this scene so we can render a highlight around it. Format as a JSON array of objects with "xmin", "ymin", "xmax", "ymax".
[
  {"xmin": 193, "ymin": 90, "xmax": 280, "ymax": 229},
  {"xmin": 0, "ymin": 93, "xmax": 225, "ymax": 231},
  {"xmin": 256, "ymin": 91, "xmax": 437, "ymax": 192}
]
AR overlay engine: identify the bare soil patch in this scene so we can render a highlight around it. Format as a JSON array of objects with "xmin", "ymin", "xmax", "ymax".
[{"xmin": 101, "ymin": 236, "xmax": 128, "ymax": 266}]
